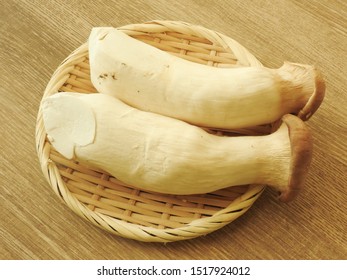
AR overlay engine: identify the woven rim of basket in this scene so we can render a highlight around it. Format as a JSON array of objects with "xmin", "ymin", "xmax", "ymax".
[{"xmin": 35, "ymin": 20, "xmax": 266, "ymax": 242}]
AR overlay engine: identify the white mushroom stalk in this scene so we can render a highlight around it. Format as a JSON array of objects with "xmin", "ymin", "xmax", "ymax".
[
  {"xmin": 42, "ymin": 92, "xmax": 313, "ymax": 202},
  {"xmin": 88, "ymin": 27, "xmax": 325, "ymax": 130}
]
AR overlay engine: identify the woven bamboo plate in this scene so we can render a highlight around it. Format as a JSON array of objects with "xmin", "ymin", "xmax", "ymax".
[{"xmin": 36, "ymin": 20, "xmax": 268, "ymax": 242}]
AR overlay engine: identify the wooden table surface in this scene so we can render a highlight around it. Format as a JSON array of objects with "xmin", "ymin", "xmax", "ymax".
[{"xmin": 1, "ymin": 0, "xmax": 346, "ymax": 260}]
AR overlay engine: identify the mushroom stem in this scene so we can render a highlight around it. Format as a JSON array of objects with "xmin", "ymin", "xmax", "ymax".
[
  {"xmin": 42, "ymin": 93, "xmax": 313, "ymax": 202},
  {"xmin": 89, "ymin": 28, "xmax": 325, "ymax": 129}
]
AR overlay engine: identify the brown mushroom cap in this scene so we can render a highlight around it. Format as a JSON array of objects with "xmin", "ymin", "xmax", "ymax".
[
  {"xmin": 278, "ymin": 114, "xmax": 313, "ymax": 202},
  {"xmin": 298, "ymin": 68, "xmax": 326, "ymax": 121}
]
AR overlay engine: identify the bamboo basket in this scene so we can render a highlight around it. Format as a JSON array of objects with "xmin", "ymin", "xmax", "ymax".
[{"xmin": 36, "ymin": 20, "xmax": 268, "ymax": 242}]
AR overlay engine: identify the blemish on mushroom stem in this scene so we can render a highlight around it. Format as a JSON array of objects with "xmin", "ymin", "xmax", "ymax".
[
  {"xmin": 98, "ymin": 33, "xmax": 108, "ymax": 40},
  {"xmin": 98, "ymin": 73, "xmax": 108, "ymax": 79}
]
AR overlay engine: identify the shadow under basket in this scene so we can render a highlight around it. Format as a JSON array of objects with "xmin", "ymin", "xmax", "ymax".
[{"xmin": 36, "ymin": 20, "xmax": 268, "ymax": 242}]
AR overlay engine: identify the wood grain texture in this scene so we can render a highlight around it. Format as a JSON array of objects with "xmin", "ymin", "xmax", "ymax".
[{"xmin": 1, "ymin": 0, "xmax": 346, "ymax": 260}]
